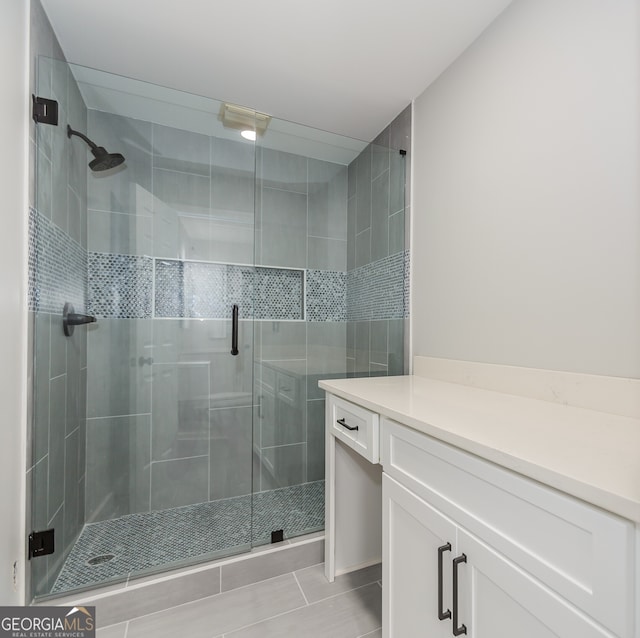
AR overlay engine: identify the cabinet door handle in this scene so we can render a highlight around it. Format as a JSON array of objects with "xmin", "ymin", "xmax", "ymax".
[
  {"xmin": 336, "ymin": 418, "xmax": 358, "ymax": 431},
  {"xmin": 452, "ymin": 553, "xmax": 467, "ymax": 636},
  {"xmin": 437, "ymin": 543, "xmax": 452, "ymax": 621}
]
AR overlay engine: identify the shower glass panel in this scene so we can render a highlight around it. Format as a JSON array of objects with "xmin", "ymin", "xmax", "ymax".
[
  {"xmin": 30, "ymin": 59, "xmax": 257, "ymax": 598},
  {"xmin": 250, "ymin": 127, "xmax": 406, "ymax": 546},
  {"xmin": 29, "ymin": 57, "xmax": 407, "ymax": 601}
]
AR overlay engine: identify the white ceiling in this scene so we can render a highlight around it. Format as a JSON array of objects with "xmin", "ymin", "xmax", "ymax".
[{"xmin": 41, "ymin": 0, "xmax": 513, "ymax": 142}]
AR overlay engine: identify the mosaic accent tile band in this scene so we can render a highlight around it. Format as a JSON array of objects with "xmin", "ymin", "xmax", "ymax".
[
  {"xmin": 30, "ymin": 208, "xmax": 409, "ymax": 323},
  {"xmin": 88, "ymin": 253, "xmax": 153, "ymax": 319},
  {"xmin": 153, "ymin": 260, "xmax": 304, "ymax": 320},
  {"xmin": 88, "ymin": 256, "xmax": 350, "ymax": 322},
  {"xmin": 306, "ymin": 270, "xmax": 346, "ymax": 322},
  {"xmin": 255, "ymin": 267, "xmax": 304, "ymax": 320},
  {"xmin": 347, "ymin": 250, "xmax": 410, "ymax": 321},
  {"xmin": 28, "ymin": 207, "xmax": 87, "ymax": 313},
  {"xmin": 51, "ymin": 480, "xmax": 324, "ymax": 594}
]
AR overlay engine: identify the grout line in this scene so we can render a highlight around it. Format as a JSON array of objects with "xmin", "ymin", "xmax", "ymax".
[
  {"xmin": 223, "ymin": 580, "xmax": 379, "ymax": 635},
  {"xmin": 152, "ymin": 165, "xmax": 211, "ymax": 179},
  {"xmin": 123, "ymin": 620, "xmax": 130, "ymax": 638},
  {"xmin": 292, "ymin": 571, "xmax": 309, "ymax": 606},
  {"xmin": 64, "ymin": 424, "xmax": 80, "ymax": 440},
  {"xmin": 221, "ymin": 600, "xmax": 309, "ymax": 636},
  {"xmin": 87, "ymin": 413, "xmax": 151, "ymax": 421},
  {"xmin": 261, "ymin": 184, "xmax": 308, "ymax": 196},
  {"xmin": 150, "ymin": 454, "xmax": 208, "ymax": 464},
  {"xmin": 87, "ymin": 207, "xmax": 152, "ymax": 218},
  {"xmin": 107, "ymin": 571, "xmax": 304, "ymax": 624}
]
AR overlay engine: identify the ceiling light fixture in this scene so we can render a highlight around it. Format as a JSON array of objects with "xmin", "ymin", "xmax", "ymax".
[
  {"xmin": 241, "ymin": 129, "xmax": 257, "ymax": 141},
  {"xmin": 219, "ymin": 102, "xmax": 270, "ymax": 139}
]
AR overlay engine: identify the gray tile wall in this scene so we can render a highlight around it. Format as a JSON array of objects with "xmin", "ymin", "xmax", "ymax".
[
  {"xmin": 252, "ymin": 148, "xmax": 348, "ymax": 518},
  {"xmin": 346, "ymin": 106, "xmax": 411, "ymax": 378},
  {"xmin": 83, "ymin": 115, "xmax": 258, "ymax": 528},
  {"xmin": 27, "ymin": 0, "xmax": 89, "ymax": 599}
]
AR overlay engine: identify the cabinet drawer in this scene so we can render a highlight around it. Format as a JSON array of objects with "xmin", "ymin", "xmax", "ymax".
[
  {"xmin": 381, "ymin": 418, "xmax": 634, "ymax": 638},
  {"xmin": 328, "ymin": 395, "xmax": 379, "ymax": 463}
]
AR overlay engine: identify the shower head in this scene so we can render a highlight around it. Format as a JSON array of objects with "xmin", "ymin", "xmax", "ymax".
[{"xmin": 67, "ymin": 125, "xmax": 125, "ymax": 172}]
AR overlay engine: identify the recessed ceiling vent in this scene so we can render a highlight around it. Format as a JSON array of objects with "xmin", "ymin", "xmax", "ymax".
[{"xmin": 219, "ymin": 102, "xmax": 271, "ymax": 138}]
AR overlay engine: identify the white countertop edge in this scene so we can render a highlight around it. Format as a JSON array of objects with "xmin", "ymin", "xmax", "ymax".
[{"xmin": 319, "ymin": 376, "xmax": 640, "ymax": 524}]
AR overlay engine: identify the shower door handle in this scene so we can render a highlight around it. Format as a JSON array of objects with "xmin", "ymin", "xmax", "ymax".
[{"xmin": 231, "ymin": 304, "xmax": 239, "ymax": 356}]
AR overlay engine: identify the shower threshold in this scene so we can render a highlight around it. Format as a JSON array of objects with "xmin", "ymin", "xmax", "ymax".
[{"xmin": 51, "ymin": 480, "xmax": 324, "ymax": 595}]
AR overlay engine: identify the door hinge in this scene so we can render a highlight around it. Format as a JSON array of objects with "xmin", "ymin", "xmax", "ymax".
[
  {"xmin": 28, "ymin": 529, "xmax": 55, "ymax": 559},
  {"xmin": 32, "ymin": 95, "xmax": 59, "ymax": 125}
]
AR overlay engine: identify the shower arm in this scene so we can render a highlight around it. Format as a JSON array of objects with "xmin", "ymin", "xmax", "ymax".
[{"xmin": 67, "ymin": 125, "xmax": 99, "ymax": 151}]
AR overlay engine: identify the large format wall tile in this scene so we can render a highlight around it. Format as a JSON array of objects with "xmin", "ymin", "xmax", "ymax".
[
  {"xmin": 211, "ymin": 137, "xmax": 255, "ymax": 265},
  {"xmin": 85, "ymin": 415, "xmax": 151, "ymax": 523},
  {"xmin": 259, "ymin": 148, "xmax": 308, "ymax": 194},
  {"xmin": 152, "ymin": 362, "xmax": 210, "ymax": 462},
  {"xmin": 86, "ymin": 318, "xmax": 152, "ymax": 418},
  {"xmin": 308, "ymin": 159, "xmax": 347, "ymax": 240},
  {"xmin": 260, "ymin": 188, "xmax": 308, "ymax": 268},
  {"xmin": 306, "ymin": 399, "xmax": 325, "ymax": 482},
  {"xmin": 209, "ymin": 405, "xmax": 253, "ymax": 500},
  {"xmin": 87, "ymin": 111, "xmax": 152, "ymax": 215},
  {"xmin": 153, "ymin": 123, "xmax": 210, "ymax": 176},
  {"xmin": 260, "ymin": 443, "xmax": 306, "ymax": 491},
  {"xmin": 150, "ymin": 455, "xmax": 209, "ymax": 511},
  {"xmin": 344, "ymin": 105, "xmax": 410, "ymax": 380},
  {"xmin": 88, "ymin": 209, "xmax": 153, "ymax": 256}
]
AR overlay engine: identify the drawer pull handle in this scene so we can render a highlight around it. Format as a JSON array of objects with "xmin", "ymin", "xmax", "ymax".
[
  {"xmin": 336, "ymin": 418, "xmax": 358, "ymax": 431},
  {"xmin": 437, "ymin": 543, "xmax": 451, "ymax": 621},
  {"xmin": 452, "ymin": 554, "xmax": 467, "ymax": 636}
]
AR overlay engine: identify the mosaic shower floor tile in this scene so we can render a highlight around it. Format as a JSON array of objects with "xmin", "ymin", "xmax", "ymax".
[{"xmin": 51, "ymin": 481, "xmax": 324, "ymax": 595}]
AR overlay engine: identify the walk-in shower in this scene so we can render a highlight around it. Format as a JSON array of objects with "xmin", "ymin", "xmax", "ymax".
[{"xmin": 28, "ymin": 57, "xmax": 408, "ymax": 600}]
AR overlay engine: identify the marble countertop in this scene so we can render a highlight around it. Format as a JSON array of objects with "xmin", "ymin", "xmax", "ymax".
[{"xmin": 319, "ymin": 374, "xmax": 640, "ymax": 523}]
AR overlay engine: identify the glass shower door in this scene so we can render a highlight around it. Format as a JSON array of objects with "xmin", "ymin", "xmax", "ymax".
[{"xmin": 29, "ymin": 59, "xmax": 257, "ymax": 598}]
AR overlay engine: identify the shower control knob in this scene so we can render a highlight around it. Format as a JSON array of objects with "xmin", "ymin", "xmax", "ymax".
[{"xmin": 139, "ymin": 356, "xmax": 154, "ymax": 367}]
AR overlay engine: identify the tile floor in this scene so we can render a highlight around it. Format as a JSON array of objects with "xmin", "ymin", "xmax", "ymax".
[{"xmin": 95, "ymin": 563, "xmax": 382, "ymax": 638}]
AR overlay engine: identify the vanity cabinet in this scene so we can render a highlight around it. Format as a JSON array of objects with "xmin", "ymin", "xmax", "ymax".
[
  {"xmin": 382, "ymin": 418, "xmax": 634, "ymax": 638},
  {"xmin": 323, "ymin": 386, "xmax": 637, "ymax": 638},
  {"xmin": 384, "ymin": 475, "xmax": 617, "ymax": 638}
]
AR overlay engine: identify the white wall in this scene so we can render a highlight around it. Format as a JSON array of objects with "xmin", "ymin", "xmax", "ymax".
[
  {"xmin": 0, "ymin": 0, "xmax": 30, "ymax": 604},
  {"xmin": 412, "ymin": 0, "xmax": 640, "ymax": 378}
]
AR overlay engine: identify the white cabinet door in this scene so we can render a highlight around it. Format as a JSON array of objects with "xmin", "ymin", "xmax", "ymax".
[
  {"xmin": 383, "ymin": 474, "xmax": 456, "ymax": 638},
  {"xmin": 457, "ymin": 528, "xmax": 614, "ymax": 638}
]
